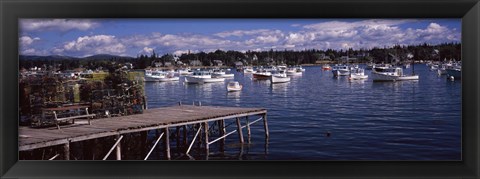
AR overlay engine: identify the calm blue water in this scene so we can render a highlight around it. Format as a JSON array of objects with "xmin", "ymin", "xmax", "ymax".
[{"xmin": 145, "ymin": 64, "xmax": 461, "ymax": 160}]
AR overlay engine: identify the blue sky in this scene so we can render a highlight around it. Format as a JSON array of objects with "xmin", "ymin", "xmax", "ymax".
[{"xmin": 19, "ymin": 19, "xmax": 461, "ymax": 57}]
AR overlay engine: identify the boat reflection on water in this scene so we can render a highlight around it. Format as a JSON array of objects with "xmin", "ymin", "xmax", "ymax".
[
  {"xmin": 226, "ymin": 90, "xmax": 241, "ymax": 102},
  {"xmin": 371, "ymin": 80, "xmax": 419, "ymax": 93},
  {"xmin": 184, "ymin": 81, "xmax": 225, "ymax": 99},
  {"xmin": 270, "ymin": 82, "xmax": 289, "ymax": 94}
]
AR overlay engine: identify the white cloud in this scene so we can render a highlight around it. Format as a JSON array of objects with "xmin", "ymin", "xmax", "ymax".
[
  {"xmin": 21, "ymin": 19, "xmax": 99, "ymax": 32},
  {"xmin": 141, "ymin": 47, "xmax": 155, "ymax": 54},
  {"xmin": 53, "ymin": 35, "xmax": 126, "ymax": 56},
  {"xmin": 215, "ymin": 29, "xmax": 283, "ymax": 38},
  {"xmin": 19, "ymin": 36, "xmax": 40, "ymax": 45}
]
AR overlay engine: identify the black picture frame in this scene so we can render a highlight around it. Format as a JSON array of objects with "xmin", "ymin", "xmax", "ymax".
[{"xmin": 1, "ymin": 0, "xmax": 479, "ymax": 178}]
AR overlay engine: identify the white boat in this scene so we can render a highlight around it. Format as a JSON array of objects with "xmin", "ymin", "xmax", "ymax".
[
  {"xmin": 178, "ymin": 68, "xmax": 193, "ymax": 75},
  {"xmin": 270, "ymin": 70, "xmax": 290, "ymax": 83},
  {"xmin": 184, "ymin": 70, "xmax": 225, "ymax": 83},
  {"xmin": 252, "ymin": 69, "xmax": 272, "ymax": 80},
  {"xmin": 286, "ymin": 68, "xmax": 302, "ymax": 76},
  {"xmin": 226, "ymin": 81, "xmax": 242, "ymax": 92},
  {"xmin": 145, "ymin": 71, "xmax": 179, "ymax": 82},
  {"xmin": 295, "ymin": 66, "xmax": 306, "ymax": 72},
  {"xmin": 243, "ymin": 66, "xmax": 255, "ymax": 73},
  {"xmin": 371, "ymin": 66, "xmax": 419, "ymax": 81},
  {"xmin": 212, "ymin": 69, "xmax": 234, "ymax": 78},
  {"xmin": 349, "ymin": 67, "xmax": 368, "ymax": 80},
  {"xmin": 332, "ymin": 65, "xmax": 350, "ymax": 76}
]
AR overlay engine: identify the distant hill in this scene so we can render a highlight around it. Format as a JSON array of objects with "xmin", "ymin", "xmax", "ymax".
[{"xmin": 20, "ymin": 54, "xmax": 134, "ymax": 61}]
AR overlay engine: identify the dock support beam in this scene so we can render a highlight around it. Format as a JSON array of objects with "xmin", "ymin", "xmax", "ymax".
[
  {"xmin": 183, "ymin": 125, "xmax": 187, "ymax": 146},
  {"xmin": 176, "ymin": 126, "xmax": 181, "ymax": 149},
  {"xmin": 204, "ymin": 122, "xmax": 209, "ymax": 155},
  {"xmin": 236, "ymin": 117, "xmax": 244, "ymax": 143},
  {"xmin": 63, "ymin": 142, "xmax": 70, "ymax": 160},
  {"xmin": 116, "ymin": 135, "xmax": 122, "ymax": 160},
  {"xmin": 263, "ymin": 114, "xmax": 269, "ymax": 139},
  {"xmin": 164, "ymin": 128, "xmax": 171, "ymax": 160},
  {"xmin": 218, "ymin": 120, "xmax": 226, "ymax": 151}
]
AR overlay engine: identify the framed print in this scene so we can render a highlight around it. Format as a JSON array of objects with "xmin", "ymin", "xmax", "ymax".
[{"xmin": 1, "ymin": 0, "xmax": 479, "ymax": 178}]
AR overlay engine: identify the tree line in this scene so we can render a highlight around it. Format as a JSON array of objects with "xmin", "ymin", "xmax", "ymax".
[{"xmin": 20, "ymin": 42, "xmax": 461, "ymax": 71}]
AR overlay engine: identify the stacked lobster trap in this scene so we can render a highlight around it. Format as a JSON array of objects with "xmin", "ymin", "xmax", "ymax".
[{"xmin": 19, "ymin": 69, "xmax": 146, "ymax": 127}]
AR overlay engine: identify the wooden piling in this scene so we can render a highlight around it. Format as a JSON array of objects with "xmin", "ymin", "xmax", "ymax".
[
  {"xmin": 204, "ymin": 122, "xmax": 209, "ymax": 154},
  {"xmin": 183, "ymin": 125, "xmax": 187, "ymax": 146},
  {"xmin": 63, "ymin": 142, "xmax": 70, "ymax": 160},
  {"xmin": 236, "ymin": 117, "xmax": 244, "ymax": 143},
  {"xmin": 176, "ymin": 126, "xmax": 181, "ymax": 148},
  {"xmin": 143, "ymin": 96, "xmax": 148, "ymax": 110},
  {"xmin": 246, "ymin": 116, "xmax": 251, "ymax": 143},
  {"xmin": 263, "ymin": 114, "xmax": 269, "ymax": 139},
  {"xmin": 115, "ymin": 135, "xmax": 122, "ymax": 160},
  {"xmin": 164, "ymin": 128, "xmax": 171, "ymax": 160}
]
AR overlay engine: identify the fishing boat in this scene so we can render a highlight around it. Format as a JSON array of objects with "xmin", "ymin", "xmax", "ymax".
[
  {"xmin": 270, "ymin": 70, "xmax": 290, "ymax": 83},
  {"xmin": 177, "ymin": 68, "xmax": 193, "ymax": 75},
  {"xmin": 322, "ymin": 64, "xmax": 332, "ymax": 70},
  {"xmin": 226, "ymin": 81, "xmax": 242, "ymax": 92},
  {"xmin": 295, "ymin": 66, "xmax": 306, "ymax": 72},
  {"xmin": 184, "ymin": 70, "xmax": 225, "ymax": 84},
  {"xmin": 243, "ymin": 66, "xmax": 255, "ymax": 73},
  {"xmin": 212, "ymin": 69, "xmax": 235, "ymax": 78},
  {"xmin": 145, "ymin": 70, "xmax": 179, "ymax": 82},
  {"xmin": 286, "ymin": 67, "xmax": 302, "ymax": 76},
  {"xmin": 349, "ymin": 67, "xmax": 368, "ymax": 80},
  {"xmin": 371, "ymin": 66, "xmax": 419, "ymax": 81},
  {"xmin": 332, "ymin": 65, "xmax": 350, "ymax": 76},
  {"xmin": 252, "ymin": 68, "xmax": 272, "ymax": 80}
]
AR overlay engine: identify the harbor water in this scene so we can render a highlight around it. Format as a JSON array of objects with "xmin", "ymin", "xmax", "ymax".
[{"xmin": 145, "ymin": 64, "xmax": 461, "ymax": 160}]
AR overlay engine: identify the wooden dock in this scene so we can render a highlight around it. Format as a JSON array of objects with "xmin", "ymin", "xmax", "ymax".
[{"xmin": 19, "ymin": 105, "xmax": 268, "ymax": 160}]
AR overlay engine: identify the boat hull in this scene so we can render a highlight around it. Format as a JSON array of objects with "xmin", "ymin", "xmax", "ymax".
[
  {"xmin": 158, "ymin": 77, "xmax": 179, "ymax": 82},
  {"xmin": 270, "ymin": 75, "xmax": 291, "ymax": 83},
  {"xmin": 332, "ymin": 69, "xmax": 350, "ymax": 76},
  {"xmin": 227, "ymin": 86, "xmax": 242, "ymax": 92},
  {"xmin": 253, "ymin": 73, "xmax": 271, "ymax": 80},
  {"xmin": 371, "ymin": 72, "xmax": 419, "ymax": 81},
  {"xmin": 349, "ymin": 74, "xmax": 368, "ymax": 80},
  {"xmin": 184, "ymin": 76, "xmax": 225, "ymax": 83},
  {"xmin": 213, "ymin": 73, "xmax": 235, "ymax": 78}
]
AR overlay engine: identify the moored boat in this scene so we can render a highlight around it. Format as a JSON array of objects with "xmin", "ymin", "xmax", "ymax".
[
  {"xmin": 226, "ymin": 81, "xmax": 242, "ymax": 92},
  {"xmin": 212, "ymin": 69, "xmax": 235, "ymax": 78},
  {"xmin": 252, "ymin": 69, "xmax": 272, "ymax": 80},
  {"xmin": 184, "ymin": 70, "xmax": 225, "ymax": 83},
  {"xmin": 286, "ymin": 68, "xmax": 302, "ymax": 76},
  {"xmin": 243, "ymin": 66, "xmax": 255, "ymax": 73},
  {"xmin": 270, "ymin": 70, "xmax": 290, "ymax": 83},
  {"xmin": 145, "ymin": 70, "xmax": 179, "ymax": 82},
  {"xmin": 322, "ymin": 64, "xmax": 332, "ymax": 70},
  {"xmin": 349, "ymin": 67, "xmax": 368, "ymax": 80},
  {"xmin": 332, "ymin": 65, "xmax": 350, "ymax": 76},
  {"xmin": 371, "ymin": 66, "xmax": 419, "ymax": 81}
]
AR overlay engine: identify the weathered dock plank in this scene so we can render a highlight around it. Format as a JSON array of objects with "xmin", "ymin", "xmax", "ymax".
[{"xmin": 19, "ymin": 105, "xmax": 266, "ymax": 151}]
